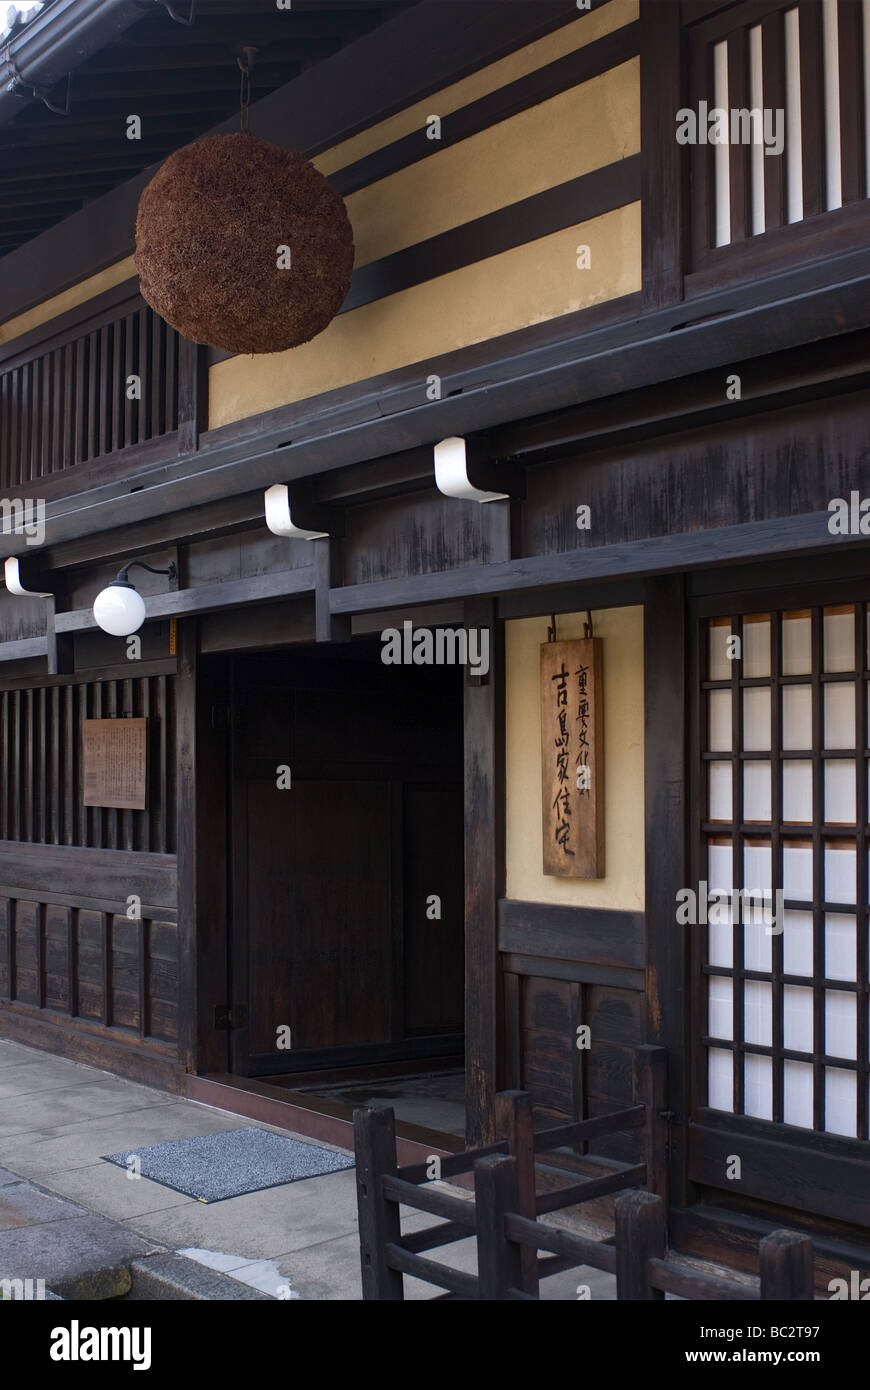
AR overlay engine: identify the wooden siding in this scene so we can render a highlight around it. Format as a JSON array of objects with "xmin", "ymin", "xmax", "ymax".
[{"xmin": 0, "ymin": 675, "xmax": 174, "ymax": 852}]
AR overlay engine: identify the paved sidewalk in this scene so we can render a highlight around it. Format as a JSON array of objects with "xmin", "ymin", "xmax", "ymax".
[{"xmin": 0, "ymin": 1037, "xmax": 617, "ymax": 1300}]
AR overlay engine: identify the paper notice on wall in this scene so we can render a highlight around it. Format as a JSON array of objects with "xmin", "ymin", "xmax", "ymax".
[{"xmin": 83, "ymin": 718, "xmax": 148, "ymax": 810}]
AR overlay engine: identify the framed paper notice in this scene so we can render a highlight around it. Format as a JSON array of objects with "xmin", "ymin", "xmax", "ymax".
[
  {"xmin": 83, "ymin": 718, "xmax": 148, "ymax": 810},
  {"xmin": 540, "ymin": 637, "xmax": 604, "ymax": 878}
]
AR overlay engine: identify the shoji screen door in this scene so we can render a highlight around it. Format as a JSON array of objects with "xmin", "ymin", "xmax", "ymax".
[{"xmin": 691, "ymin": 586, "xmax": 870, "ymax": 1221}]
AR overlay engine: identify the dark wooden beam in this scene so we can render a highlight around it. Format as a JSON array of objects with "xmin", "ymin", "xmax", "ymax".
[
  {"xmin": 7, "ymin": 242, "xmax": 870, "ymax": 560},
  {"xmin": 643, "ymin": 575, "xmax": 686, "ymax": 1204},
  {"xmin": 641, "ymin": 0, "xmax": 685, "ymax": 307},
  {"xmin": 463, "ymin": 596, "xmax": 504, "ymax": 1146},
  {"xmin": 177, "ymin": 339, "xmax": 209, "ymax": 456},
  {"xmin": 175, "ymin": 617, "xmax": 197, "ymax": 1075}
]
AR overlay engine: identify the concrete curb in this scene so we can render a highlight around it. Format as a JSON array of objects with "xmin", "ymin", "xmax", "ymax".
[{"xmin": 126, "ymin": 1253, "xmax": 278, "ymax": 1301}]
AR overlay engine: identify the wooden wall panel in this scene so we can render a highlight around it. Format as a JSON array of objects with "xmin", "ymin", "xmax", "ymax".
[
  {"xmin": 13, "ymin": 900, "xmax": 39, "ymax": 1007},
  {"xmin": 345, "ymin": 492, "xmax": 510, "ymax": 586},
  {"xmin": 0, "ymin": 674, "xmax": 175, "ymax": 852},
  {"xmin": 148, "ymin": 920, "xmax": 179, "ymax": 1045},
  {"xmin": 44, "ymin": 903, "xmax": 70, "ymax": 1014},
  {"xmin": 76, "ymin": 910, "xmax": 105, "ymax": 1023}
]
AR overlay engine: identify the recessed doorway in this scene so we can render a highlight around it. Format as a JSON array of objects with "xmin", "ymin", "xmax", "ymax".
[{"xmin": 226, "ymin": 639, "xmax": 466, "ymax": 1139}]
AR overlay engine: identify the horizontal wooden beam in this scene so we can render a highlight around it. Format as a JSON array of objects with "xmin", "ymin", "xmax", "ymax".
[
  {"xmin": 498, "ymin": 900, "xmax": 646, "ymax": 970},
  {"xmin": 330, "ymin": 513, "xmax": 870, "ymax": 615},
  {"xmin": 6, "ymin": 245, "xmax": 869, "ymax": 560},
  {"xmin": 54, "ymin": 564, "xmax": 317, "ymax": 633}
]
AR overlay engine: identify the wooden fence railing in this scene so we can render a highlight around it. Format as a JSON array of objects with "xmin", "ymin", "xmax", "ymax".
[
  {"xmin": 354, "ymin": 1044, "xmax": 815, "ymax": 1300},
  {"xmin": 355, "ymin": 1044, "xmax": 667, "ymax": 1300}
]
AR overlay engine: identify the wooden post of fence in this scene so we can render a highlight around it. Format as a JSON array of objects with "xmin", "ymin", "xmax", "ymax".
[
  {"xmin": 495, "ymin": 1090, "xmax": 538, "ymax": 1296},
  {"xmin": 354, "ymin": 1105, "xmax": 404, "ymax": 1300},
  {"xmin": 614, "ymin": 1189, "xmax": 666, "ymax": 1300},
  {"xmin": 759, "ymin": 1230, "xmax": 814, "ymax": 1301},
  {"xmin": 634, "ymin": 1045, "xmax": 669, "ymax": 1206},
  {"xmin": 475, "ymin": 1155, "xmax": 524, "ymax": 1300}
]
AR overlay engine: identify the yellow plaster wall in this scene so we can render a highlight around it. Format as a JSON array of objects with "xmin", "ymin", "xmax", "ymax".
[
  {"xmin": 314, "ymin": 0, "xmax": 639, "ymax": 176},
  {"xmin": 207, "ymin": 201, "xmax": 640, "ymax": 428},
  {"xmin": 505, "ymin": 608, "xmax": 645, "ymax": 910},
  {"xmin": 0, "ymin": 257, "xmax": 136, "ymax": 347}
]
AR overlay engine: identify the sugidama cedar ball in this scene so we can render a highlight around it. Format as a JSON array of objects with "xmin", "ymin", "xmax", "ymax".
[{"xmin": 134, "ymin": 132, "xmax": 355, "ymax": 355}]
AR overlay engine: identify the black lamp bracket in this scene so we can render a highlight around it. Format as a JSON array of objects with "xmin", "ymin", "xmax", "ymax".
[{"xmin": 115, "ymin": 561, "xmax": 178, "ymax": 587}]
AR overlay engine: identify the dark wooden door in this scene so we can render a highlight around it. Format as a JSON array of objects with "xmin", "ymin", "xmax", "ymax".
[{"xmin": 228, "ymin": 649, "xmax": 464, "ymax": 1077}]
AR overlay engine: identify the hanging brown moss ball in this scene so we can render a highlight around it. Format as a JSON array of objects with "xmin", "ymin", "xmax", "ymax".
[{"xmin": 134, "ymin": 132, "xmax": 354, "ymax": 355}]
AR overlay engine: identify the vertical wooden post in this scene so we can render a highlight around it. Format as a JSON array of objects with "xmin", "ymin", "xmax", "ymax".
[
  {"xmin": 175, "ymin": 616, "xmax": 198, "ymax": 1074},
  {"xmin": 641, "ymin": 0, "xmax": 685, "ymax": 307},
  {"xmin": 759, "ymin": 1230, "xmax": 814, "ymax": 1301},
  {"xmin": 354, "ymin": 1105, "xmax": 404, "ymax": 1301},
  {"xmin": 634, "ymin": 1045, "xmax": 669, "ymax": 1206},
  {"xmin": 644, "ymin": 577, "xmax": 686, "ymax": 1204},
  {"xmin": 177, "ymin": 337, "xmax": 208, "ymax": 455},
  {"xmin": 475, "ymin": 1155, "xmax": 523, "ymax": 1301},
  {"xmin": 615, "ymin": 1189, "xmax": 665, "ymax": 1301},
  {"xmin": 494, "ymin": 1090, "xmax": 538, "ymax": 1296},
  {"xmin": 464, "ymin": 597, "xmax": 503, "ymax": 1146},
  {"xmin": 315, "ymin": 536, "xmax": 351, "ymax": 644}
]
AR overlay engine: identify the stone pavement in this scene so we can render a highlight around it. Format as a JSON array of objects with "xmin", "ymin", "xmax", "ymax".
[{"xmin": 0, "ymin": 1037, "xmax": 617, "ymax": 1300}]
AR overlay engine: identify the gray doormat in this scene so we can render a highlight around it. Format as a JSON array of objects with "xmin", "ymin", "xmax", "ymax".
[{"xmin": 102, "ymin": 1126, "xmax": 354, "ymax": 1203}]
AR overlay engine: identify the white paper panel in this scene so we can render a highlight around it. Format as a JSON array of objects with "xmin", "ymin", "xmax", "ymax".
[
  {"xmin": 825, "ymin": 1067, "xmax": 856, "ymax": 1137},
  {"xmin": 824, "ymin": 609, "xmax": 855, "ymax": 673},
  {"xmin": 783, "ymin": 1060, "xmax": 814, "ymax": 1129},
  {"xmin": 708, "ymin": 924, "xmax": 733, "ymax": 968},
  {"xmin": 708, "ymin": 689, "xmax": 732, "ymax": 751},
  {"xmin": 825, "ymin": 990, "xmax": 856, "ymax": 1060},
  {"xmin": 825, "ymin": 914, "xmax": 856, "ymax": 982},
  {"xmin": 743, "ymin": 915, "xmax": 772, "ymax": 972},
  {"xmin": 707, "ymin": 887, "xmax": 733, "ymax": 967},
  {"xmin": 822, "ymin": 0, "xmax": 843, "ymax": 211},
  {"xmin": 707, "ymin": 842, "xmax": 733, "ymax": 894},
  {"xmin": 783, "ymin": 910, "xmax": 814, "ymax": 976},
  {"xmin": 749, "ymin": 25, "xmax": 766, "ymax": 235},
  {"xmin": 744, "ymin": 981, "xmax": 772, "ymax": 1045},
  {"xmin": 782, "ymin": 613, "xmax": 811, "ymax": 675},
  {"xmin": 784, "ymin": 6, "xmax": 804, "ymax": 223},
  {"xmin": 708, "ymin": 977, "xmax": 733, "ymax": 1039},
  {"xmin": 783, "ymin": 685, "xmax": 812, "ymax": 751},
  {"xmin": 824, "ymin": 759, "xmax": 856, "ymax": 824},
  {"xmin": 744, "ymin": 762, "xmax": 771, "ymax": 821},
  {"xmin": 743, "ymin": 618, "xmax": 771, "ymax": 677},
  {"xmin": 743, "ymin": 688, "xmax": 771, "ymax": 750},
  {"xmin": 708, "ymin": 1048, "xmax": 734, "ymax": 1112},
  {"xmin": 713, "ymin": 40, "xmax": 731, "ymax": 245},
  {"xmin": 782, "ymin": 761, "xmax": 812, "ymax": 822},
  {"xmin": 744, "ymin": 1054, "xmax": 773, "ymax": 1120},
  {"xmin": 825, "ymin": 844, "xmax": 856, "ymax": 904},
  {"xmin": 708, "ymin": 622, "xmax": 733, "ymax": 680},
  {"xmin": 744, "ymin": 842, "xmax": 772, "ymax": 894},
  {"xmin": 709, "ymin": 762, "xmax": 732, "ymax": 821},
  {"xmin": 824, "ymin": 682, "xmax": 855, "ymax": 749},
  {"xmin": 783, "ymin": 985, "xmax": 814, "ymax": 1053},
  {"xmin": 783, "ymin": 844, "xmax": 813, "ymax": 901}
]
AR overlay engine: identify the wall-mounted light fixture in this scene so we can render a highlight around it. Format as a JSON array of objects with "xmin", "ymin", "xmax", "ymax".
[
  {"xmin": 4, "ymin": 556, "xmax": 52, "ymax": 598},
  {"xmin": 264, "ymin": 482, "xmax": 343, "ymax": 540},
  {"xmin": 93, "ymin": 561, "xmax": 177, "ymax": 637},
  {"xmin": 434, "ymin": 436, "xmax": 524, "ymax": 504}
]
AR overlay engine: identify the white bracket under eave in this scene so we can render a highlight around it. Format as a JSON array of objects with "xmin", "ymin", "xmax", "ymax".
[
  {"xmin": 4, "ymin": 557, "xmax": 52, "ymax": 598},
  {"xmin": 433, "ymin": 436, "xmax": 509, "ymax": 503},
  {"xmin": 264, "ymin": 483, "xmax": 330, "ymax": 540}
]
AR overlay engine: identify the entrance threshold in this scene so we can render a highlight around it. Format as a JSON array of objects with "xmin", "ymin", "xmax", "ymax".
[{"xmin": 185, "ymin": 1073, "xmax": 465, "ymax": 1165}]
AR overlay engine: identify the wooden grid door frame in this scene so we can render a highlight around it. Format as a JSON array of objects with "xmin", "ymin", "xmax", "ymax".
[{"xmin": 687, "ymin": 576, "xmax": 870, "ymax": 1230}]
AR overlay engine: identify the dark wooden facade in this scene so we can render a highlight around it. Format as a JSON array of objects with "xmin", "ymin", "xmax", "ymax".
[{"xmin": 1, "ymin": 0, "xmax": 869, "ymax": 1287}]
